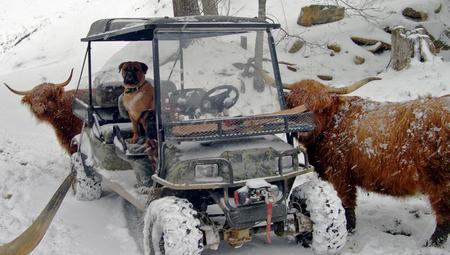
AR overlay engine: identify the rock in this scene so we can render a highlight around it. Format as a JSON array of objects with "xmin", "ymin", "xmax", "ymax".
[
  {"xmin": 435, "ymin": 3, "xmax": 442, "ymax": 14},
  {"xmin": 351, "ymin": 36, "xmax": 391, "ymax": 54},
  {"xmin": 3, "ymin": 193, "xmax": 12, "ymax": 200},
  {"xmin": 415, "ymin": 25, "xmax": 449, "ymax": 52},
  {"xmin": 297, "ymin": 5, "xmax": 345, "ymax": 27},
  {"xmin": 232, "ymin": 62, "xmax": 246, "ymax": 70},
  {"xmin": 351, "ymin": 36, "xmax": 378, "ymax": 46},
  {"xmin": 289, "ymin": 40, "xmax": 305, "ymax": 53},
  {"xmin": 287, "ymin": 66, "xmax": 298, "ymax": 72},
  {"xmin": 317, "ymin": 75, "xmax": 333, "ymax": 81},
  {"xmin": 354, "ymin": 56, "xmax": 365, "ymax": 65},
  {"xmin": 327, "ymin": 43, "xmax": 341, "ymax": 53},
  {"xmin": 367, "ymin": 42, "xmax": 386, "ymax": 54},
  {"xmin": 402, "ymin": 7, "xmax": 428, "ymax": 22}
]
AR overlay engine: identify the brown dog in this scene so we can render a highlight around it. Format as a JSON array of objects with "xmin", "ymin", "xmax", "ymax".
[{"xmin": 119, "ymin": 61, "xmax": 154, "ymax": 144}]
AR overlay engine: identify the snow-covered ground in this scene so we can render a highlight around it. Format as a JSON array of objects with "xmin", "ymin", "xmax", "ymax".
[{"xmin": 0, "ymin": 0, "xmax": 449, "ymax": 254}]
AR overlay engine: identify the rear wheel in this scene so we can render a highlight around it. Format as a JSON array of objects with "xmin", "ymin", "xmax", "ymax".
[
  {"xmin": 289, "ymin": 174, "xmax": 347, "ymax": 254},
  {"xmin": 143, "ymin": 196, "xmax": 204, "ymax": 255},
  {"xmin": 70, "ymin": 152, "xmax": 102, "ymax": 201}
]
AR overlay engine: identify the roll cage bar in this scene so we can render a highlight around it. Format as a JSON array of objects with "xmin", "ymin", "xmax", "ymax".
[{"xmin": 77, "ymin": 16, "xmax": 301, "ymax": 175}]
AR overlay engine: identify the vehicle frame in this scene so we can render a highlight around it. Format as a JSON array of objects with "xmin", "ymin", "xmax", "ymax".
[{"xmin": 73, "ymin": 15, "xmax": 323, "ymax": 251}]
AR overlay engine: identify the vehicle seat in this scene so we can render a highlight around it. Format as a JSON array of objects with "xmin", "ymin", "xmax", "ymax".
[{"xmin": 95, "ymin": 81, "xmax": 124, "ymax": 107}]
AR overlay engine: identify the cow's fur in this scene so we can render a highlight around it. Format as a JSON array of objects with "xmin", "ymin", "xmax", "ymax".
[
  {"xmin": 5, "ymin": 73, "xmax": 83, "ymax": 154},
  {"xmin": 286, "ymin": 79, "xmax": 450, "ymax": 246}
]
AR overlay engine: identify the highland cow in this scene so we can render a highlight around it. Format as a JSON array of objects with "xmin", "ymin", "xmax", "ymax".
[
  {"xmin": 282, "ymin": 77, "xmax": 450, "ymax": 247},
  {"xmin": 4, "ymin": 70, "xmax": 83, "ymax": 154}
]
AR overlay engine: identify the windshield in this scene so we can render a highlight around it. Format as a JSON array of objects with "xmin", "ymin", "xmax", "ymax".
[
  {"xmin": 75, "ymin": 41, "xmax": 152, "ymax": 107},
  {"xmin": 157, "ymin": 29, "xmax": 281, "ymax": 124}
]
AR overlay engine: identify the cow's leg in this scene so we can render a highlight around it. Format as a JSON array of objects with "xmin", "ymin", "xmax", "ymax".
[
  {"xmin": 428, "ymin": 189, "xmax": 450, "ymax": 246},
  {"xmin": 325, "ymin": 168, "xmax": 357, "ymax": 232},
  {"xmin": 341, "ymin": 187, "xmax": 357, "ymax": 233}
]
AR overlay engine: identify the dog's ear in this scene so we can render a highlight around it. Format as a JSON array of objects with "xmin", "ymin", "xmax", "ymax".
[
  {"xmin": 140, "ymin": 63, "xmax": 148, "ymax": 74},
  {"xmin": 118, "ymin": 62, "xmax": 126, "ymax": 73}
]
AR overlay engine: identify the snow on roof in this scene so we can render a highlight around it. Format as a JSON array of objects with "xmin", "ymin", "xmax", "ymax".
[{"xmin": 82, "ymin": 16, "xmax": 280, "ymax": 42}]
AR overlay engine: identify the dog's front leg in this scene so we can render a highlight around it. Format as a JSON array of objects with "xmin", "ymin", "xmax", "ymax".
[{"xmin": 130, "ymin": 118, "xmax": 140, "ymax": 144}]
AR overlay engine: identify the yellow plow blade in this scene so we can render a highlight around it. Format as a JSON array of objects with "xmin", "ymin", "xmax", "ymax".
[{"xmin": 0, "ymin": 173, "xmax": 75, "ymax": 255}]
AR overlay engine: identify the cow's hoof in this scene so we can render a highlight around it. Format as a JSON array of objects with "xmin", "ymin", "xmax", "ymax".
[
  {"xmin": 426, "ymin": 222, "xmax": 449, "ymax": 247},
  {"xmin": 345, "ymin": 207, "xmax": 356, "ymax": 234}
]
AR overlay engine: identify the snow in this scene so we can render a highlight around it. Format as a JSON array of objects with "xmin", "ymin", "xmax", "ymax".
[
  {"xmin": 1, "ymin": 0, "xmax": 450, "ymax": 255},
  {"xmin": 246, "ymin": 178, "xmax": 271, "ymax": 189}
]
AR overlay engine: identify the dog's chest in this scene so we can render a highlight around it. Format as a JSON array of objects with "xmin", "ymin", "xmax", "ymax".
[{"xmin": 123, "ymin": 91, "xmax": 144, "ymax": 111}]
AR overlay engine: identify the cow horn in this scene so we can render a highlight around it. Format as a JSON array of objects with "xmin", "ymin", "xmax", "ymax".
[
  {"xmin": 3, "ymin": 83, "xmax": 32, "ymax": 96},
  {"xmin": 326, "ymin": 77, "xmax": 381, "ymax": 94},
  {"xmin": 55, "ymin": 69, "xmax": 73, "ymax": 87},
  {"xmin": 253, "ymin": 66, "xmax": 291, "ymax": 89}
]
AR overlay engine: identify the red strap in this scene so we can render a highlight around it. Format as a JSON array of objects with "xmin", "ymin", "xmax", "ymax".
[{"xmin": 233, "ymin": 191, "xmax": 239, "ymax": 206}]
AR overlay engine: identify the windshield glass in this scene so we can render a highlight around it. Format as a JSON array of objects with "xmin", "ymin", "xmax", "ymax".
[
  {"xmin": 75, "ymin": 41, "xmax": 152, "ymax": 107},
  {"xmin": 157, "ymin": 29, "xmax": 281, "ymax": 124}
]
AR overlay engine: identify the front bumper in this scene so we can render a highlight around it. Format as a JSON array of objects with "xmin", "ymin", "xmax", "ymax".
[{"xmin": 152, "ymin": 166, "xmax": 313, "ymax": 190}]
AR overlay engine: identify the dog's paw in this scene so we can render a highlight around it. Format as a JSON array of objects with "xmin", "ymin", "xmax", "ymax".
[{"xmin": 129, "ymin": 136, "xmax": 139, "ymax": 144}]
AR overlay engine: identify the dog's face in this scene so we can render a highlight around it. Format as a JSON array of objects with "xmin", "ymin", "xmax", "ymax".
[{"xmin": 118, "ymin": 61, "xmax": 148, "ymax": 86}]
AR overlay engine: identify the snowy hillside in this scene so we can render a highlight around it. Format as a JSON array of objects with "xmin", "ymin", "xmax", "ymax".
[{"xmin": 0, "ymin": 0, "xmax": 449, "ymax": 255}]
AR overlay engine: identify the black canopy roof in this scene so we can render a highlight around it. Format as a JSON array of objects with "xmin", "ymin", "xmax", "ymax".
[{"xmin": 81, "ymin": 16, "xmax": 280, "ymax": 42}]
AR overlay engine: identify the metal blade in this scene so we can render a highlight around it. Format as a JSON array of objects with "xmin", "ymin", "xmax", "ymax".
[{"xmin": 0, "ymin": 173, "xmax": 75, "ymax": 255}]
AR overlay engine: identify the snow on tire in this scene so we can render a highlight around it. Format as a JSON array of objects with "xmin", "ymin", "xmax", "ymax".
[
  {"xmin": 290, "ymin": 173, "xmax": 347, "ymax": 254},
  {"xmin": 143, "ymin": 196, "xmax": 204, "ymax": 255},
  {"xmin": 71, "ymin": 153, "xmax": 102, "ymax": 201}
]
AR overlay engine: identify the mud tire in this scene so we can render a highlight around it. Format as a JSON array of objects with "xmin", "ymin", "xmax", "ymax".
[
  {"xmin": 143, "ymin": 196, "xmax": 204, "ymax": 255},
  {"xmin": 71, "ymin": 153, "xmax": 102, "ymax": 201},
  {"xmin": 290, "ymin": 174, "xmax": 347, "ymax": 254}
]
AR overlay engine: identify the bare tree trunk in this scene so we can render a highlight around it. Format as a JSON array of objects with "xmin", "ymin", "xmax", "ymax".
[
  {"xmin": 201, "ymin": 0, "xmax": 219, "ymax": 15},
  {"xmin": 172, "ymin": 0, "xmax": 200, "ymax": 16},
  {"xmin": 391, "ymin": 27, "xmax": 412, "ymax": 71},
  {"xmin": 391, "ymin": 27, "xmax": 436, "ymax": 71},
  {"xmin": 253, "ymin": 0, "xmax": 267, "ymax": 92}
]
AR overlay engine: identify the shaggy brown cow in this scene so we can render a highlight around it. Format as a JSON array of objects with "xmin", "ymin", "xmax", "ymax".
[
  {"xmin": 4, "ymin": 70, "xmax": 83, "ymax": 154},
  {"xmin": 282, "ymin": 78, "xmax": 450, "ymax": 247}
]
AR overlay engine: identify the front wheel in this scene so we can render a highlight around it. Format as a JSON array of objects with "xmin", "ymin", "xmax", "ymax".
[
  {"xmin": 289, "ymin": 173, "xmax": 347, "ymax": 254},
  {"xmin": 143, "ymin": 196, "xmax": 204, "ymax": 255}
]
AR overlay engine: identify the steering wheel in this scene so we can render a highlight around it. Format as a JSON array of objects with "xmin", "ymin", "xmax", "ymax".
[
  {"xmin": 200, "ymin": 85, "xmax": 239, "ymax": 114},
  {"xmin": 169, "ymin": 88, "xmax": 206, "ymax": 118}
]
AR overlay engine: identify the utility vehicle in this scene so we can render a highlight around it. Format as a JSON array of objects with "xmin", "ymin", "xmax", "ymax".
[{"xmin": 6, "ymin": 16, "xmax": 347, "ymax": 255}]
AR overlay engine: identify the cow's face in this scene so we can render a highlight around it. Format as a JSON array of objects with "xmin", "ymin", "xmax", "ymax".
[
  {"xmin": 286, "ymin": 80, "xmax": 333, "ymax": 112},
  {"xmin": 3, "ymin": 69, "xmax": 73, "ymax": 120},
  {"xmin": 284, "ymin": 77, "xmax": 380, "ymax": 145},
  {"xmin": 21, "ymin": 84, "xmax": 64, "ymax": 118},
  {"xmin": 286, "ymin": 80, "xmax": 340, "ymax": 144}
]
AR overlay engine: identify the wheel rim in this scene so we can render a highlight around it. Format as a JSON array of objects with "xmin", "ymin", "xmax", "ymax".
[{"xmin": 290, "ymin": 198, "xmax": 313, "ymax": 246}]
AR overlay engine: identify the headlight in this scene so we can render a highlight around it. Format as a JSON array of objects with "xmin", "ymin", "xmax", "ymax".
[
  {"xmin": 281, "ymin": 156, "xmax": 293, "ymax": 169},
  {"xmin": 194, "ymin": 164, "xmax": 223, "ymax": 182}
]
